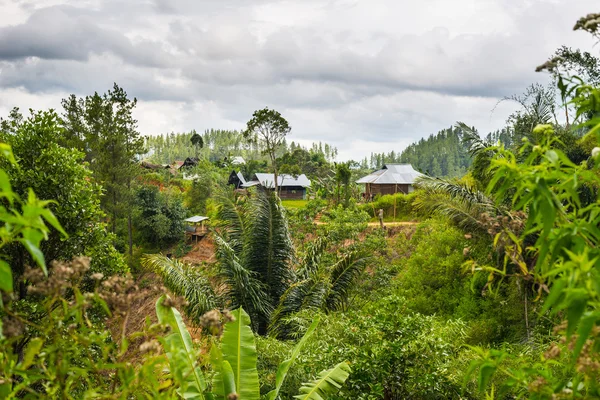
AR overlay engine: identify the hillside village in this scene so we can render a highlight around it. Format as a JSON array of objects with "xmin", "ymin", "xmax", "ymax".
[{"xmin": 2, "ymin": 6, "xmax": 600, "ymax": 400}]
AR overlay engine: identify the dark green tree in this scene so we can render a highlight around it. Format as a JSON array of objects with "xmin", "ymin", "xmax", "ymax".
[
  {"xmin": 190, "ymin": 130, "xmax": 204, "ymax": 158},
  {"xmin": 61, "ymin": 84, "xmax": 145, "ymax": 257},
  {"xmin": 0, "ymin": 109, "xmax": 127, "ymax": 297},
  {"xmin": 243, "ymin": 108, "xmax": 291, "ymax": 192}
]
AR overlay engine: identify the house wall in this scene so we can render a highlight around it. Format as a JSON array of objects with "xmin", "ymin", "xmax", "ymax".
[
  {"xmin": 278, "ymin": 186, "xmax": 306, "ymax": 200},
  {"xmin": 366, "ymin": 183, "xmax": 412, "ymax": 197}
]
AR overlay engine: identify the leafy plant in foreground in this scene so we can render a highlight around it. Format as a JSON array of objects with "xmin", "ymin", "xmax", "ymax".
[{"xmin": 156, "ymin": 296, "xmax": 351, "ymax": 399}]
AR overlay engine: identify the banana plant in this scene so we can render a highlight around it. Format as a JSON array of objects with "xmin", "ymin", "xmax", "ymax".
[{"xmin": 156, "ymin": 296, "xmax": 351, "ymax": 399}]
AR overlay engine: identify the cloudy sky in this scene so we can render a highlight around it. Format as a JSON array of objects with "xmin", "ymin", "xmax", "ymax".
[{"xmin": 0, "ymin": 0, "xmax": 597, "ymax": 160}]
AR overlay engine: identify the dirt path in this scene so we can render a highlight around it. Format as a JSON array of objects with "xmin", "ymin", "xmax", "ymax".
[
  {"xmin": 314, "ymin": 220, "xmax": 418, "ymax": 227},
  {"xmin": 366, "ymin": 221, "xmax": 418, "ymax": 227}
]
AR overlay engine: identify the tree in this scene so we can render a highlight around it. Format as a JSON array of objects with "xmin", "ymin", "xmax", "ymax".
[
  {"xmin": 243, "ymin": 108, "xmax": 291, "ymax": 192},
  {"xmin": 190, "ymin": 130, "xmax": 204, "ymax": 158},
  {"xmin": 143, "ymin": 189, "xmax": 369, "ymax": 337},
  {"xmin": 61, "ymin": 84, "xmax": 145, "ymax": 257},
  {"xmin": 0, "ymin": 109, "xmax": 127, "ymax": 293},
  {"xmin": 335, "ymin": 162, "xmax": 352, "ymax": 208},
  {"xmin": 134, "ymin": 185, "xmax": 186, "ymax": 248}
]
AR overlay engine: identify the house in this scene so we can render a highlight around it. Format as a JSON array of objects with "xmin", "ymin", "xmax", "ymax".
[
  {"xmin": 228, "ymin": 171, "xmax": 247, "ymax": 189},
  {"xmin": 181, "ymin": 157, "xmax": 199, "ymax": 169},
  {"xmin": 242, "ymin": 173, "xmax": 311, "ymax": 200},
  {"xmin": 231, "ymin": 156, "xmax": 246, "ymax": 165},
  {"xmin": 140, "ymin": 161, "xmax": 169, "ymax": 170},
  {"xmin": 356, "ymin": 164, "xmax": 424, "ymax": 198}
]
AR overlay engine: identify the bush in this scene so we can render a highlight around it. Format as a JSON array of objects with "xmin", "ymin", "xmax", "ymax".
[
  {"xmin": 258, "ymin": 297, "xmax": 469, "ymax": 399},
  {"xmin": 394, "ymin": 219, "xmax": 528, "ymax": 344},
  {"xmin": 360, "ymin": 192, "xmax": 417, "ymax": 220}
]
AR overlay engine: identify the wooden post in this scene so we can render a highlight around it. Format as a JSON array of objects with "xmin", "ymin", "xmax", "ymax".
[{"xmin": 393, "ymin": 184, "xmax": 397, "ymax": 222}]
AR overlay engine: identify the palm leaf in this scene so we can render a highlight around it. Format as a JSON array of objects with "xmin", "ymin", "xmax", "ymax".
[
  {"xmin": 156, "ymin": 295, "xmax": 206, "ymax": 400},
  {"xmin": 269, "ymin": 278, "xmax": 327, "ymax": 338},
  {"xmin": 265, "ymin": 317, "xmax": 320, "ymax": 400},
  {"xmin": 242, "ymin": 189, "xmax": 295, "ymax": 328},
  {"xmin": 325, "ymin": 251, "xmax": 369, "ymax": 312},
  {"xmin": 297, "ymin": 237, "xmax": 328, "ymax": 279},
  {"xmin": 219, "ymin": 308, "xmax": 260, "ymax": 400},
  {"xmin": 294, "ymin": 362, "xmax": 351, "ymax": 400},
  {"xmin": 214, "ymin": 234, "xmax": 272, "ymax": 330},
  {"xmin": 414, "ymin": 176, "xmax": 505, "ymax": 236},
  {"xmin": 215, "ymin": 188, "xmax": 246, "ymax": 254},
  {"xmin": 142, "ymin": 254, "xmax": 220, "ymax": 322}
]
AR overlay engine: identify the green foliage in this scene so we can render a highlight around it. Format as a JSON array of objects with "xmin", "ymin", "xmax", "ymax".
[
  {"xmin": 319, "ymin": 205, "xmax": 369, "ymax": 243},
  {"xmin": 134, "ymin": 184, "xmax": 186, "ymax": 248},
  {"xmin": 259, "ymin": 297, "xmax": 468, "ymax": 400},
  {"xmin": 157, "ymin": 304, "xmax": 350, "ymax": 400},
  {"xmin": 61, "ymin": 84, "xmax": 145, "ymax": 255},
  {"xmin": 219, "ymin": 308, "xmax": 261, "ymax": 399},
  {"xmin": 295, "ymin": 362, "xmax": 351, "ymax": 400},
  {"xmin": 0, "ymin": 109, "xmax": 127, "ymax": 292},
  {"xmin": 359, "ymin": 192, "xmax": 417, "ymax": 220},
  {"xmin": 243, "ymin": 108, "xmax": 291, "ymax": 191},
  {"xmin": 1, "ymin": 258, "xmax": 175, "ymax": 398},
  {"xmin": 157, "ymin": 295, "xmax": 208, "ymax": 399},
  {"xmin": 143, "ymin": 254, "xmax": 220, "ymax": 322}
]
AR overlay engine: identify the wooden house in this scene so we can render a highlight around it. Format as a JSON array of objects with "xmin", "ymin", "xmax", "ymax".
[
  {"xmin": 356, "ymin": 164, "xmax": 423, "ymax": 199},
  {"xmin": 242, "ymin": 173, "xmax": 311, "ymax": 200},
  {"xmin": 228, "ymin": 171, "xmax": 247, "ymax": 189}
]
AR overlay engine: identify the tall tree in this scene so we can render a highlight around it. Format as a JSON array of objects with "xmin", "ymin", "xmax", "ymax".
[
  {"xmin": 243, "ymin": 108, "xmax": 291, "ymax": 192},
  {"xmin": 190, "ymin": 130, "xmax": 204, "ymax": 158},
  {"xmin": 61, "ymin": 84, "xmax": 144, "ymax": 256}
]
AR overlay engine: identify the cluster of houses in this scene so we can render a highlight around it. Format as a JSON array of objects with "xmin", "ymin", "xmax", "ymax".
[
  {"xmin": 146, "ymin": 158, "xmax": 424, "ymax": 242},
  {"xmin": 141, "ymin": 155, "xmax": 423, "ymax": 201},
  {"xmin": 227, "ymin": 163, "xmax": 423, "ymax": 200}
]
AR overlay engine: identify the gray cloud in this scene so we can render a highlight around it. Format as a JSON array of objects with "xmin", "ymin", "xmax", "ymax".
[
  {"xmin": 0, "ymin": 0, "xmax": 598, "ymax": 159},
  {"xmin": 0, "ymin": 5, "xmax": 171, "ymax": 67}
]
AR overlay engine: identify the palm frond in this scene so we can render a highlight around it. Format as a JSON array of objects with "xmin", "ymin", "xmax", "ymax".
[
  {"xmin": 456, "ymin": 122, "xmax": 491, "ymax": 156},
  {"xmin": 214, "ymin": 189, "xmax": 247, "ymax": 253},
  {"xmin": 214, "ymin": 234, "xmax": 272, "ymax": 330},
  {"xmin": 297, "ymin": 237, "xmax": 328, "ymax": 279},
  {"xmin": 325, "ymin": 251, "xmax": 369, "ymax": 312},
  {"xmin": 414, "ymin": 176, "xmax": 506, "ymax": 235},
  {"xmin": 142, "ymin": 254, "xmax": 220, "ymax": 322},
  {"xmin": 243, "ymin": 188, "xmax": 295, "ymax": 305},
  {"xmin": 269, "ymin": 278, "xmax": 328, "ymax": 338}
]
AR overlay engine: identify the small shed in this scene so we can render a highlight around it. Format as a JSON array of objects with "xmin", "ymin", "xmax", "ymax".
[
  {"xmin": 356, "ymin": 164, "xmax": 424, "ymax": 199},
  {"xmin": 228, "ymin": 171, "xmax": 247, "ymax": 189},
  {"xmin": 181, "ymin": 157, "xmax": 199, "ymax": 169},
  {"xmin": 185, "ymin": 215, "xmax": 209, "ymax": 242}
]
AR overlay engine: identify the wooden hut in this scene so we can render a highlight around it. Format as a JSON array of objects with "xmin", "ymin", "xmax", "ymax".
[
  {"xmin": 356, "ymin": 164, "xmax": 423, "ymax": 199},
  {"xmin": 184, "ymin": 215, "xmax": 209, "ymax": 243}
]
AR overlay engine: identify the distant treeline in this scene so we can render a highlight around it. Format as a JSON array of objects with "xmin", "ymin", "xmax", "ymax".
[
  {"xmin": 144, "ymin": 129, "xmax": 338, "ymax": 165},
  {"xmin": 362, "ymin": 126, "xmax": 514, "ymax": 177}
]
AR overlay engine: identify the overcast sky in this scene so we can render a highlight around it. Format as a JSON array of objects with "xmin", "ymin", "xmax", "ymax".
[{"xmin": 0, "ymin": 0, "xmax": 597, "ymax": 160}]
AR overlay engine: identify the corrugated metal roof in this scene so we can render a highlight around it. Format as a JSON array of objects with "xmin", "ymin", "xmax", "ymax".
[
  {"xmin": 242, "ymin": 173, "xmax": 311, "ymax": 189},
  {"xmin": 236, "ymin": 171, "xmax": 246, "ymax": 184},
  {"xmin": 356, "ymin": 164, "xmax": 424, "ymax": 184},
  {"xmin": 231, "ymin": 156, "xmax": 246, "ymax": 165},
  {"xmin": 185, "ymin": 215, "xmax": 209, "ymax": 223}
]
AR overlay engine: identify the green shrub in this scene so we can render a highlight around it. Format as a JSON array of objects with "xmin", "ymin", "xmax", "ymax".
[
  {"xmin": 360, "ymin": 192, "xmax": 417, "ymax": 220},
  {"xmin": 258, "ymin": 297, "xmax": 470, "ymax": 399}
]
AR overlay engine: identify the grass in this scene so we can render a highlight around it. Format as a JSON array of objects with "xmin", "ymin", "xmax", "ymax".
[{"xmin": 281, "ymin": 199, "xmax": 308, "ymax": 209}]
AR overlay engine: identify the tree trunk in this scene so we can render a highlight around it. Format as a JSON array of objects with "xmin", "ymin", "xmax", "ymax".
[
  {"xmin": 127, "ymin": 179, "xmax": 133, "ymax": 257},
  {"xmin": 128, "ymin": 213, "xmax": 133, "ymax": 257},
  {"xmin": 272, "ymin": 155, "xmax": 279, "ymax": 193}
]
